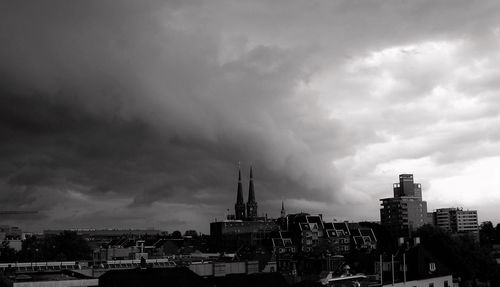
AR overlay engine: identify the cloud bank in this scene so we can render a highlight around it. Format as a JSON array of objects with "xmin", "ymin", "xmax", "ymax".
[{"xmin": 2, "ymin": 0, "xmax": 500, "ymax": 231}]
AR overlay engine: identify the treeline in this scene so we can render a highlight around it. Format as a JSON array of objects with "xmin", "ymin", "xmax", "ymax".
[
  {"xmin": 0, "ymin": 231, "xmax": 92, "ymax": 263},
  {"xmin": 479, "ymin": 221, "xmax": 500, "ymax": 247},
  {"xmin": 357, "ymin": 221, "xmax": 500, "ymax": 286},
  {"xmin": 415, "ymin": 224, "xmax": 499, "ymax": 286}
]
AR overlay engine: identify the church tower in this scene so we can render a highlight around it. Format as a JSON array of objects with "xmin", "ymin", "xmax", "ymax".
[
  {"xmin": 246, "ymin": 166, "xmax": 258, "ymax": 220},
  {"xmin": 234, "ymin": 167, "xmax": 246, "ymax": 220}
]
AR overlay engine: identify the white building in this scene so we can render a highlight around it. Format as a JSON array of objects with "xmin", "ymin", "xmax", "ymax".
[
  {"xmin": 383, "ymin": 274, "xmax": 453, "ymax": 287},
  {"xmin": 432, "ymin": 207, "xmax": 478, "ymax": 236}
]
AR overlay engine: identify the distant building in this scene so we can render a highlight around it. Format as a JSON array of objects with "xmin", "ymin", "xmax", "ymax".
[
  {"xmin": 280, "ymin": 201, "xmax": 286, "ymax": 218},
  {"xmin": 43, "ymin": 229, "xmax": 161, "ymax": 239},
  {"xmin": 431, "ymin": 207, "xmax": 478, "ymax": 238},
  {"xmin": 282, "ymin": 213, "xmax": 325, "ymax": 253},
  {"xmin": 210, "ymin": 220, "xmax": 279, "ymax": 251},
  {"xmin": 279, "ymin": 213, "xmax": 376, "ymax": 255},
  {"xmin": 234, "ymin": 168, "xmax": 246, "ymax": 220},
  {"xmin": 376, "ymin": 238, "xmax": 453, "ymax": 287},
  {"xmin": 380, "ymin": 174, "xmax": 430, "ymax": 237},
  {"xmin": 230, "ymin": 166, "xmax": 260, "ymax": 221},
  {"xmin": 0, "ymin": 225, "xmax": 22, "ymax": 239},
  {"xmin": 271, "ymin": 231, "xmax": 297, "ymax": 274},
  {"xmin": 246, "ymin": 167, "xmax": 258, "ymax": 220},
  {"xmin": 211, "ymin": 166, "xmax": 277, "ymax": 251}
]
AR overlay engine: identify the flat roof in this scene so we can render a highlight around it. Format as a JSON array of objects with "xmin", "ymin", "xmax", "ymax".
[{"xmin": 5, "ymin": 270, "xmax": 95, "ymax": 283}]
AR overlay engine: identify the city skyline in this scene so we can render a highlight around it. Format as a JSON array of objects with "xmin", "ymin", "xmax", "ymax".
[{"xmin": 2, "ymin": 1, "xmax": 500, "ymax": 233}]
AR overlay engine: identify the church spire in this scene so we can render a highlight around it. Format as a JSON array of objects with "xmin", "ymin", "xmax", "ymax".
[
  {"xmin": 246, "ymin": 165, "xmax": 258, "ymax": 219},
  {"xmin": 234, "ymin": 164, "xmax": 245, "ymax": 220},
  {"xmin": 248, "ymin": 166, "xmax": 255, "ymax": 203},
  {"xmin": 281, "ymin": 200, "xmax": 286, "ymax": 218},
  {"xmin": 236, "ymin": 167, "xmax": 244, "ymax": 204}
]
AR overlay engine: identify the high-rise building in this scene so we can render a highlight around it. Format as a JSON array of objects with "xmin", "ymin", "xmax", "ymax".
[
  {"xmin": 432, "ymin": 207, "xmax": 478, "ymax": 236},
  {"xmin": 380, "ymin": 174, "xmax": 430, "ymax": 237},
  {"xmin": 393, "ymin": 174, "xmax": 422, "ymax": 198}
]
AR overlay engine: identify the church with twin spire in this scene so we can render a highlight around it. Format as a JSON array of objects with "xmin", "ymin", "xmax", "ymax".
[
  {"xmin": 209, "ymin": 165, "xmax": 285, "ymax": 250},
  {"xmin": 234, "ymin": 166, "xmax": 258, "ymax": 221}
]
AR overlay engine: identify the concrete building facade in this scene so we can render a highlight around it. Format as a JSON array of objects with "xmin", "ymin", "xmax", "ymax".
[
  {"xmin": 380, "ymin": 174, "xmax": 430, "ymax": 237},
  {"xmin": 432, "ymin": 207, "xmax": 478, "ymax": 236}
]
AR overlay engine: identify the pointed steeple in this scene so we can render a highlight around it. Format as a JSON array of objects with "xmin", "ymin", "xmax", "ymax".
[
  {"xmin": 236, "ymin": 168, "xmax": 244, "ymax": 204},
  {"xmin": 248, "ymin": 166, "xmax": 255, "ymax": 203},
  {"xmin": 234, "ymin": 164, "xmax": 245, "ymax": 220},
  {"xmin": 246, "ymin": 166, "xmax": 258, "ymax": 219},
  {"xmin": 281, "ymin": 201, "xmax": 286, "ymax": 218}
]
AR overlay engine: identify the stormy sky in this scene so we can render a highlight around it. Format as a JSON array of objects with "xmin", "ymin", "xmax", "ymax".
[{"xmin": 2, "ymin": 0, "xmax": 500, "ymax": 232}]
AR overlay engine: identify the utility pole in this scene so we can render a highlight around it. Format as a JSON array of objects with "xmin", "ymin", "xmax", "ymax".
[
  {"xmin": 380, "ymin": 254, "xmax": 383, "ymax": 285},
  {"xmin": 391, "ymin": 254, "xmax": 395, "ymax": 286},
  {"xmin": 403, "ymin": 253, "xmax": 407, "ymax": 286}
]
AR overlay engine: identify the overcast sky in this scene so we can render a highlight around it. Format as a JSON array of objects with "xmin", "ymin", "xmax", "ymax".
[{"xmin": 2, "ymin": 0, "xmax": 500, "ymax": 233}]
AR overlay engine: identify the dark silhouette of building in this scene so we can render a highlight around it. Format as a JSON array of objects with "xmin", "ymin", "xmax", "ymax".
[
  {"xmin": 377, "ymin": 238, "xmax": 452, "ymax": 286},
  {"xmin": 211, "ymin": 166, "xmax": 278, "ymax": 251},
  {"xmin": 246, "ymin": 167, "xmax": 258, "ymax": 220},
  {"xmin": 380, "ymin": 174, "xmax": 430, "ymax": 238},
  {"xmin": 280, "ymin": 201, "xmax": 286, "ymax": 218},
  {"xmin": 393, "ymin": 174, "xmax": 422, "ymax": 198},
  {"xmin": 210, "ymin": 220, "xmax": 279, "ymax": 252},
  {"xmin": 231, "ymin": 166, "xmax": 259, "ymax": 221}
]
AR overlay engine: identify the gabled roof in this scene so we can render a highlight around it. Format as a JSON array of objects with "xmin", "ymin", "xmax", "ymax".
[
  {"xmin": 272, "ymin": 238, "xmax": 285, "ymax": 247},
  {"xmin": 279, "ymin": 231, "xmax": 291, "ymax": 238},
  {"xmin": 323, "ymin": 222, "xmax": 334, "ymax": 230},
  {"xmin": 333, "ymin": 222, "xmax": 350, "ymax": 235},
  {"xmin": 283, "ymin": 238, "xmax": 293, "ymax": 247},
  {"xmin": 306, "ymin": 216, "xmax": 324, "ymax": 229}
]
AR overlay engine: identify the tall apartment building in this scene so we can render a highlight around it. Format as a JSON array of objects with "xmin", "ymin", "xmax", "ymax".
[
  {"xmin": 432, "ymin": 207, "xmax": 478, "ymax": 235},
  {"xmin": 380, "ymin": 174, "xmax": 430, "ymax": 237}
]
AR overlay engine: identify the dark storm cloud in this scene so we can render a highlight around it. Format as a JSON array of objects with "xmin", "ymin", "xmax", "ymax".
[
  {"xmin": 3, "ymin": 0, "xmax": 500, "ymax": 230},
  {"xmin": 0, "ymin": 0, "xmax": 318, "ymax": 232}
]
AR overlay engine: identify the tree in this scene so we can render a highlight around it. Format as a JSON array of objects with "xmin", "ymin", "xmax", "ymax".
[
  {"xmin": 184, "ymin": 230, "xmax": 199, "ymax": 238},
  {"xmin": 415, "ymin": 224, "xmax": 498, "ymax": 284},
  {"xmin": 480, "ymin": 221, "xmax": 496, "ymax": 247},
  {"xmin": 171, "ymin": 230, "xmax": 182, "ymax": 239},
  {"xmin": 0, "ymin": 232, "xmax": 92, "ymax": 262},
  {"xmin": 49, "ymin": 231, "xmax": 92, "ymax": 260},
  {"xmin": 0, "ymin": 241, "xmax": 18, "ymax": 263},
  {"xmin": 359, "ymin": 221, "xmax": 397, "ymax": 254},
  {"xmin": 17, "ymin": 235, "xmax": 43, "ymax": 262}
]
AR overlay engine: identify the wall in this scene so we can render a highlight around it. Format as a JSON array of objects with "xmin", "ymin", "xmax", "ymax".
[{"xmin": 383, "ymin": 275, "xmax": 453, "ymax": 287}]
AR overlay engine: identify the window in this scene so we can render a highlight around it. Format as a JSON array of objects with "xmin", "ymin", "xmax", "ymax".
[
  {"xmin": 428, "ymin": 283, "xmax": 434, "ymax": 287},
  {"xmin": 444, "ymin": 280, "xmax": 449, "ymax": 287}
]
